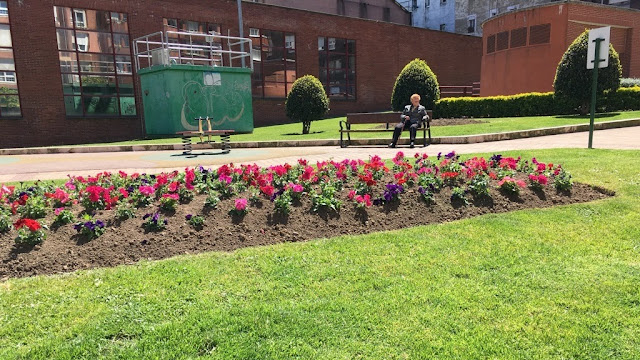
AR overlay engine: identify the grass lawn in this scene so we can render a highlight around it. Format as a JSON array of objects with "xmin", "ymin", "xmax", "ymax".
[
  {"xmin": 46, "ymin": 110, "xmax": 640, "ymax": 148},
  {"xmin": 1, "ymin": 149, "xmax": 640, "ymax": 359}
]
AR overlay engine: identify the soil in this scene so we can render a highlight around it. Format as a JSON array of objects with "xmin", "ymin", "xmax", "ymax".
[{"xmin": 0, "ymin": 179, "xmax": 612, "ymax": 280}]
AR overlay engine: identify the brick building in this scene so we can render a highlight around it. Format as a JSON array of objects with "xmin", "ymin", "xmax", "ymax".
[
  {"xmin": 250, "ymin": 0, "xmax": 411, "ymax": 25},
  {"xmin": 0, "ymin": 0, "xmax": 481, "ymax": 148},
  {"xmin": 481, "ymin": 1, "xmax": 640, "ymax": 96}
]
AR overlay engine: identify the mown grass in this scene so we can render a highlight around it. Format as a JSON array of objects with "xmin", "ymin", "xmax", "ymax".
[
  {"xmin": 44, "ymin": 110, "xmax": 640, "ymax": 147},
  {"xmin": 1, "ymin": 149, "xmax": 639, "ymax": 359}
]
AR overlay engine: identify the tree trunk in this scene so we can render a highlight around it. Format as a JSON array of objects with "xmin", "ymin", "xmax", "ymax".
[
  {"xmin": 580, "ymin": 101, "xmax": 590, "ymax": 116},
  {"xmin": 302, "ymin": 121, "xmax": 311, "ymax": 135}
]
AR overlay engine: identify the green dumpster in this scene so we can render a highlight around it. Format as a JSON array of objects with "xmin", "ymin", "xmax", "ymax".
[{"xmin": 138, "ymin": 65, "xmax": 253, "ymax": 135}]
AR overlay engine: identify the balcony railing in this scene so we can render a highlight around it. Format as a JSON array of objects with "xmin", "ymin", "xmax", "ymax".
[{"xmin": 133, "ymin": 30, "xmax": 253, "ymax": 71}]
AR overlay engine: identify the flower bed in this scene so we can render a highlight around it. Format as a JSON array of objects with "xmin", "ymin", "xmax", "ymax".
[{"xmin": 0, "ymin": 152, "xmax": 612, "ymax": 279}]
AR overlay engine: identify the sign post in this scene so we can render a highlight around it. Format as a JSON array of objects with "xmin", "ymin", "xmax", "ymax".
[{"xmin": 586, "ymin": 26, "xmax": 610, "ymax": 149}]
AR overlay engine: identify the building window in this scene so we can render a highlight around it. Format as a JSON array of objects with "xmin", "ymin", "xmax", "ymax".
[
  {"xmin": 163, "ymin": 18, "xmax": 224, "ymax": 67},
  {"xmin": 426, "ymin": 0, "xmax": 430, "ymax": 7},
  {"xmin": 412, "ymin": 0, "xmax": 418, "ymax": 9},
  {"xmin": 490, "ymin": 8, "xmax": 498, "ymax": 17},
  {"xmin": 467, "ymin": 15, "xmax": 476, "ymax": 33},
  {"xmin": 440, "ymin": 24, "xmax": 446, "ymax": 31},
  {"xmin": 318, "ymin": 37, "xmax": 356, "ymax": 100},
  {"xmin": 496, "ymin": 31, "xmax": 509, "ymax": 51},
  {"xmin": 486, "ymin": 34, "xmax": 496, "ymax": 54},
  {"xmin": 507, "ymin": 5, "xmax": 519, "ymax": 11},
  {"xmin": 251, "ymin": 28, "xmax": 296, "ymax": 98},
  {"xmin": 510, "ymin": 27, "xmax": 527, "ymax": 48},
  {"xmin": 529, "ymin": 23, "xmax": 551, "ymax": 45},
  {"xmin": 383, "ymin": 7, "xmax": 391, "ymax": 22},
  {"xmin": 441, "ymin": 0, "xmax": 447, "ymax": 4},
  {"xmin": 54, "ymin": 6, "xmax": 136, "ymax": 117},
  {"xmin": 359, "ymin": 3, "xmax": 368, "ymax": 18},
  {"xmin": 0, "ymin": 1, "xmax": 21, "ymax": 117},
  {"xmin": 338, "ymin": 0, "xmax": 345, "ymax": 15}
]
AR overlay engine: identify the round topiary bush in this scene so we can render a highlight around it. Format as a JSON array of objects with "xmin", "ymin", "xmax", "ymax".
[
  {"xmin": 285, "ymin": 75, "xmax": 329, "ymax": 134},
  {"xmin": 391, "ymin": 59, "xmax": 440, "ymax": 111},
  {"xmin": 553, "ymin": 29, "xmax": 622, "ymax": 114}
]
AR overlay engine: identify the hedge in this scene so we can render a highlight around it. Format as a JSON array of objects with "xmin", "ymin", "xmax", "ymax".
[{"xmin": 433, "ymin": 87, "xmax": 640, "ymax": 119}]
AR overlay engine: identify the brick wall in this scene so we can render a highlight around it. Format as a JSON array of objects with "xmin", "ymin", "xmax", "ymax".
[
  {"xmin": 0, "ymin": 0, "xmax": 481, "ymax": 148},
  {"xmin": 481, "ymin": 1, "xmax": 640, "ymax": 96}
]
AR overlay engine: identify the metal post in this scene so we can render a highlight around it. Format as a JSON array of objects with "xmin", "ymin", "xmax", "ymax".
[
  {"xmin": 588, "ymin": 38, "xmax": 604, "ymax": 149},
  {"xmin": 237, "ymin": 0, "xmax": 246, "ymax": 68}
]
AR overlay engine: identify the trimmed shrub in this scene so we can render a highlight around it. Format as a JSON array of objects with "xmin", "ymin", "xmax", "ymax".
[
  {"xmin": 391, "ymin": 58, "xmax": 440, "ymax": 111},
  {"xmin": 433, "ymin": 87, "xmax": 640, "ymax": 119},
  {"xmin": 285, "ymin": 75, "xmax": 329, "ymax": 134},
  {"xmin": 434, "ymin": 92, "xmax": 576, "ymax": 119},
  {"xmin": 554, "ymin": 30, "xmax": 622, "ymax": 114}
]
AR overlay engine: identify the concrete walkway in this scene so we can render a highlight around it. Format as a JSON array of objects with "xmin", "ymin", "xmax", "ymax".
[{"xmin": 1, "ymin": 126, "xmax": 639, "ymax": 183}]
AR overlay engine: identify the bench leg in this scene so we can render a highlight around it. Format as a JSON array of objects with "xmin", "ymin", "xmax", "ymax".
[
  {"xmin": 426, "ymin": 127, "xmax": 431, "ymax": 147},
  {"xmin": 181, "ymin": 136, "xmax": 193, "ymax": 155},
  {"xmin": 340, "ymin": 132, "xmax": 344, "ymax": 148}
]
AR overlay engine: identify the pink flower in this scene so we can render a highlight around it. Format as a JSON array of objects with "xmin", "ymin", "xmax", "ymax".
[
  {"xmin": 168, "ymin": 181, "xmax": 180, "ymax": 193},
  {"xmin": 139, "ymin": 186, "xmax": 154, "ymax": 196},
  {"xmin": 54, "ymin": 207, "xmax": 65, "ymax": 215},
  {"xmin": 118, "ymin": 188, "xmax": 129, "ymax": 198},
  {"xmin": 348, "ymin": 190, "xmax": 356, "ymax": 200},
  {"xmin": 291, "ymin": 184, "xmax": 304, "ymax": 193},
  {"xmin": 235, "ymin": 198, "xmax": 248, "ymax": 211},
  {"xmin": 219, "ymin": 174, "xmax": 232, "ymax": 185},
  {"xmin": 355, "ymin": 194, "xmax": 372, "ymax": 207},
  {"xmin": 162, "ymin": 193, "xmax": 179, "ymax": 200},
  {"xmin": 516, "ymin": 180, "xmax": 526, "ymax": 188}
]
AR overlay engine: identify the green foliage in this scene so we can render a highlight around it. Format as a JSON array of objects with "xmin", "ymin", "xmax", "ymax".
[
  {"xmin": 434, "ymin": 92, "xmax": 576, "ymax": 118},
  {"xmin": 204, "ymin": 193, "xmax": 220, "ymax": 209},
  {"xmin": 115, "ymin": 203, "xmax": 136, "ymax": 220},
  {"xmin": 554, "ymin": 30, "xmax": 622, "ymax": 112},
  {"xmin": 434, "ymin": 87, "xmax": 640, "ymax": 118},
  {"xmin": 186, "ymin": 215, "xmax": 205, "ymax": 229},
  {"xmin": 18, "ymin": 196, "xmax": 47, "ymax": 219},
  {"xmin": 273, "ymin": 191, "xmax": 293, "ymax": 215},
  {"xmin": 311, "ymin": 183, "xmax": 341, "ymax": 212},
  {"xmin": 0, "ymin": 212, "xmax": 11, "ymax": 233},
  {"xmin": 553, "ymin": 168, "xmax": 573, "ymax": 192},
  {"xmin": 53, "ymin": 209, "xmax": 75, "ymax": 226},
  {"xmin": 450, "ymin": 187, "xmax": 469, "ymax": 205},
  {"xmin": 159, "ymin": 196, "xmax": 178, "ymax": 212},
  {"xmin": 391, "ymin": 58, "xmax": 440, "ymax": 111},
  {"xmin": 285, "ymin": 75, "xmax": 329, "ymax": 134},
  {"xmin": 468, "ymin": 175, "xmax": 490, "ymax": 198}
]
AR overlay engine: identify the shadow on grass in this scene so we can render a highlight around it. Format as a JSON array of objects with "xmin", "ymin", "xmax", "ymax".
[
  {"xmin": 282, "ymin": 131, "xmax": 326, "ymax": 136},
  {"xmin": 554, "ymin": 112, "xmax": 621, "ymax": 119}
]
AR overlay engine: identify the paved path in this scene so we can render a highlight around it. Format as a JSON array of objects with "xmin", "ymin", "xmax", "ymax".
[{"xmin": 1, "ymin": 126, "xmax": 639, "ymax": 183}]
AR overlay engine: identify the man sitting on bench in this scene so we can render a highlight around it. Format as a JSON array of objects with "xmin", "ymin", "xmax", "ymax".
[{"xmin": 389, "ymin": 93, "xmax": 429, "ymax": 149}]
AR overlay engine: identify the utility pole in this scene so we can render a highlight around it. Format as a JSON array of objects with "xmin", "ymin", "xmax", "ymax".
[{"xmin": 237, "ymin": 0, "xmax": 245, "ymax": 68}]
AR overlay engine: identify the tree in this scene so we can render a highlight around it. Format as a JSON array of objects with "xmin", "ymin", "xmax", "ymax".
[
  {"xmin": 285, "ymin": 75, "xmax": 329, "ymax": 134},
  {"xmin": 391, "ymin": 58, "xmax": 440, "ymax": 111},
  {"xmin": 554, "ymin": 29, "xmax": 622, "ymax": 114}
]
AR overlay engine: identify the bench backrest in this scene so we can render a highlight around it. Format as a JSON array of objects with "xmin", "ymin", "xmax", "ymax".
[{"xmin": 346, "ymin": 110, "xmax": 432, "ymax": 124}]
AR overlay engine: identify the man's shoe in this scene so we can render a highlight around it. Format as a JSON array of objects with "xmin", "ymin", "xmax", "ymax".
[
  {"xmin": 410, "ymin": 141, "xmax": 415, "ymax": 149},
  {"xmin": 388, "ymin": 143, "xmax": 396, "ymax": 148}
]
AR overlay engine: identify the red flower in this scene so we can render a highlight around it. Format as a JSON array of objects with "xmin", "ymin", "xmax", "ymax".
[
  {"xmin": 14, "ymin": 218, "xmax": 41, "ymax": 232},
  {"xmin": 260, "ymin": 185, "xmax": 275, "ymax": 197},
  {"xmin": 168, "ymin": 181, "xmax": 180, "ymax": 193}
]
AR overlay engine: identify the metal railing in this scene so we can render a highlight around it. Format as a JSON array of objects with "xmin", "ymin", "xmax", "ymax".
[{"xmin": 133, "ymin": 30, "xmax": 253, "ymax": 71}]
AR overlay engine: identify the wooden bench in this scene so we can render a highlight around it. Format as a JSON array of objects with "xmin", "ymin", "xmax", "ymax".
[
  {"xmin": 176, "ymin": 117, "xmax": 234, "ymax": 155},
  {"xmin": 339, "ymin": 110, "xmax": 432, "ymax": 148}
]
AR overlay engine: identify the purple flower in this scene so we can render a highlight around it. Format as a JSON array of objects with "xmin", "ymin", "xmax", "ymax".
[
  {"xmin": 490, "ymin": 154, "xmax": 502, "ymax": 163},
  {"xmin": 152, "ymin": 212, "xmax": 159, "ymax": 223},
  {"xmin": 445, "ymin": 151, "xmax": 457, "ymax": 160},
  {"xmin": 418, "ymin": 186, "xmax": 426, "ymax": 195},
  {"xmin": 73, "ymin": 223, "xmax": 82, "ymax": 231},
  {"xmin": 96, "ymin": 220, "xmax": 105, "ymax": 228},
  {"xmin": 373, "ymin": 198, "xmax": 384, "ymax": 206},
  {"xmin": 185, "ymin": 214, "xmax": 193, "ymax": 220},
  {"xmin": 163, "ymin": 219, "xmax": 168, "ymax": 225},
  {"xmin": 437, "ymin": 152, "xmax": 442, "ymax": 160},
  {"xmin": 143, "ymin": 213, "xmax": 151, "ymax": 220}
]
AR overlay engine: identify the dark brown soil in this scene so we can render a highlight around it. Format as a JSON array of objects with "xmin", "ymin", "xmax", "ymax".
[{"xmin": 0, "ymin": 181, "xmax": 612, "ymax": 280}]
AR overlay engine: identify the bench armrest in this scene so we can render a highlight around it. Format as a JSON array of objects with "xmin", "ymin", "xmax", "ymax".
[{"xmin": 339, "ymin": 120, "xmax": 350, "ymax": 131}]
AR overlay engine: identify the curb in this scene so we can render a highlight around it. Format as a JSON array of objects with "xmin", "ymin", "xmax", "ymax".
[{"xmin": 2, "ymin": 119, "xmax": 639, "ymax": 155}]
